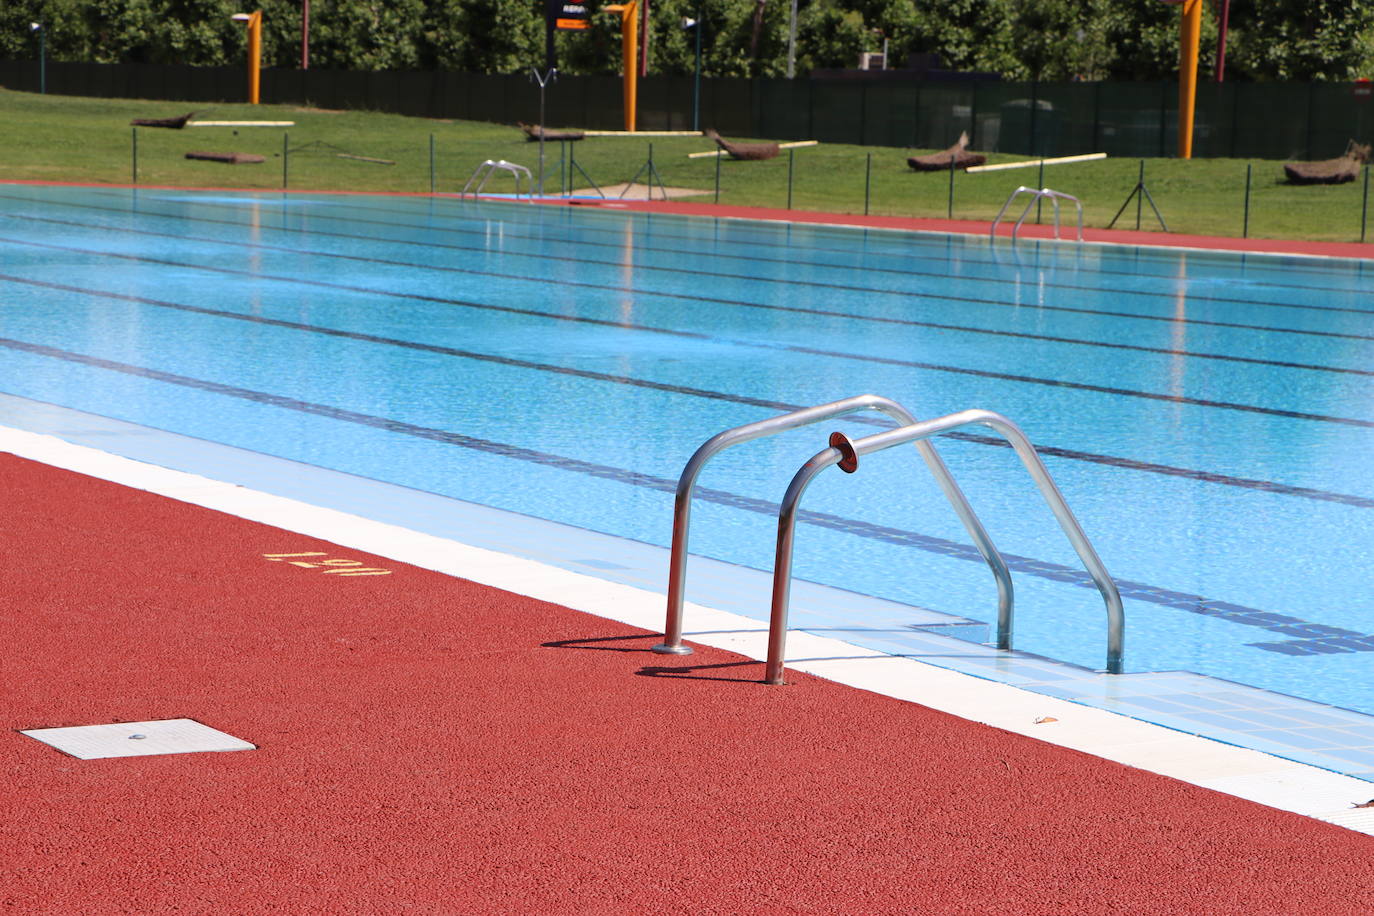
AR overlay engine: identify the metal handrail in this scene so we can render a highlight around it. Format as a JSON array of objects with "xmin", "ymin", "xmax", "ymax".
[
  {"xmin": 652, "ymin": 394, "xmax": 1013, "ymax": 656},
  {"xmin": 765, "ymin": 408, "xmax": 1124, "ymax": 684},
  {"xmin": 460, "ymin": 159, "xmax": 534, "ymax": 199},
  {"xmin": 990, "ymin": 186, "xmax": 1083, "ymax": 242}
]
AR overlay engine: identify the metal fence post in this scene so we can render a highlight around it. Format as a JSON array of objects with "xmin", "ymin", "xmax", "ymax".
[
  {"xmin": 1243, "ymin": 162, "xmax": 1252, "ymax": 239},
  {"xmin": 1363, "ymin": 164, "xmax": 1370, "ymax": 243},
  {"xmin": 786, "ymin": 148, "xmax": 794, "ymax": 209},
  {"xmin": 1136, "ymin": 159, "xmax": 1145, "ymax": 230},
  {"xmin": 1036, "ymin": 158, "xmax": 1045, "ymax": 224},
  {"xmin": 282, "ymin": 133, "xmax": 289, "ymax": 189},
  {"xmin": 947, "ymin": 152, "xmax": 955, "ymax": 219},
  {"xmin": 714, "ymin": 149, "xmax": 721, "ymax": 204},
  {"xmin": 131, "ymin": 127, "xmax": 138, "ymax": 185},
  {"xmin": 429, "ymin": 134, "xmax": 436, "ymax": 194},
  {"xmin": 862, "ymin": 155, "xmax": 873, "ymax": 219}
]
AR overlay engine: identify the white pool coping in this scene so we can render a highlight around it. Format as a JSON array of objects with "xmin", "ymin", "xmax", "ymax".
[{"xmin": 4, "ymin": 422, "xmax": 1373, "ymax": 835}]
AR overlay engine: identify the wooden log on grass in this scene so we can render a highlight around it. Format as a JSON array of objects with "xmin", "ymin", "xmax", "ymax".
[
  {"xmin": 688, "ymin": 140, "xmax": 818, "ymax": 159},
  {"xmin": 185, "ymin": 151, "xmax": 266, "ymax": 165},
  {"xmin": 130, "ymin": 112, "xmax": 197, "ymax": 129},
  {"xmin": 907, "ymin": 133, "xmax": 986, "ymax": 171}
]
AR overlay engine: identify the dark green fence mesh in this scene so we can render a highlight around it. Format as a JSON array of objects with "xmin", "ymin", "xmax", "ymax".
[{"xmin": 2, "ymin": 58, "xmax": 1370, "ymax": 160}]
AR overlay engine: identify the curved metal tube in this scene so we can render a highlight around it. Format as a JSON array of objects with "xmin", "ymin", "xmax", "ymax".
[
  {"xmin": 461, "ymin": 159, "xmax": 534, "ymax": 199},
  {"xmin": 765, "ymin": 408, "xmax": 1124, "ymax": 685},
  {"xmin": 991, "ymin": 186, "xmax": 1083, "ymax": 242},
  {"xmin": 653, "ymin": 395, "xmax": 1013, "ymax": 656}
]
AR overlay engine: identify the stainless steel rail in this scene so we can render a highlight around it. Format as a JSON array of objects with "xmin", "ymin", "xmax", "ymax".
[
  {"xmin": 990, "ymin": 186, "xmax": 1084, "ymax": 242},
  {"xmin": 460, "ymin": 159, "xmax": 534, "ymax": 199},
  {"xmin": 652, "ymin": 395, "xmax": 1013, "ymax": 656},
  {"xmin": 765, "ymin": 408, "xmax": 1124, "ymax": 684}
]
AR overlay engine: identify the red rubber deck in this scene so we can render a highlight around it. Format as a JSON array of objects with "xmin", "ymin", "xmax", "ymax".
[
  {"xmin": 557, "ymin": 198, "xmax": 1374, "ymax": 261},
  {"xmin": 3, "ymin": 452, "xmax": 1372, "ymax": 914}
]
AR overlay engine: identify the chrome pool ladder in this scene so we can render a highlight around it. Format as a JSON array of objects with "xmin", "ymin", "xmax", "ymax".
[
  {"xmin": 460, "ymin": 159, "xmax": 534, "ymax": 199},
  {"xmin": 991, "ymin": 186, "xmax": 1083, "ymax": 242},
  {"xmin": 653, "ymin": 394, "xmax": 1013, "ymax": 659},
  {"xmin": 654, "ymin": 398, "xmax": 1124, "ymax": 682}
]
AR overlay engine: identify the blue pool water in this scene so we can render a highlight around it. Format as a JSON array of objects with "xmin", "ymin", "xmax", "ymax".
[{"xmin": 3, "ymin": 184, "xmax": 1374, "ymax": 718}]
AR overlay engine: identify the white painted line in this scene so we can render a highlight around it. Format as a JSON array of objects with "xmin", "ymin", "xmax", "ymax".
[
  {"xmin": 582, "ymin": 130, "xmax": 705, "ymax": 137},
  {"xmin": 966, "ymin": 153, "xmax": 1108, "ymax": 173},
  {"xmin": 3, "ymin": 424, "xmax": 1371, "ymax": 831},
  {"xmin": 22, "ymin": 719, "xmax": 254, "ymax": 759}
]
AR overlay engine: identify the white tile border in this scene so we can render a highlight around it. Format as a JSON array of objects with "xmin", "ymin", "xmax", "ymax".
[{"xmin": 5, "ymin": 423, "xmax": 1373, "ymax": 832}]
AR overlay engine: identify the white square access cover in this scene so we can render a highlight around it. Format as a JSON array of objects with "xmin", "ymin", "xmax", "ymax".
[{"xmin": 20, "ymin": 718, "xmax": 255, "ymax": 759}]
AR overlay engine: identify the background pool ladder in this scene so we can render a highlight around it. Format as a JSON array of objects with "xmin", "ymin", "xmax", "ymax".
[
  {"xmin": 460, "ymin": 159, "xmax": 534, "ymax": 199},
  {"xmin": 991, "ymin": 186, "xmax": 1084, "ymax": 242},
  {"xmin": 653, "ymin": 396, "xmax": 1124, "ymax": 683}
]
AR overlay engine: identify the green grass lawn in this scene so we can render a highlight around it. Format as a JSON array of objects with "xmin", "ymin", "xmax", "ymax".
[{"xmin": 2, "ymin": 85, "xmax": 1370, "ymax": 243}]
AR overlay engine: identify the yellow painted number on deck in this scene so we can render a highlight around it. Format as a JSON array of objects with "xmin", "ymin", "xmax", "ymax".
[{"xmin": 262, "ymin": 552, "xmax": 392, "ymax": 576}]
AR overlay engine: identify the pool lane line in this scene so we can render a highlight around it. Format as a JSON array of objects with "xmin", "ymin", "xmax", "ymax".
[
  {"xmin": 8, "ymin": 207, "xmax": 1374, "ymax": 362},
  {"xmin": 215, "ymin": 190, "xmax": 1374, "ymax": 300},
  {"xmin": 2, "ymin": 330, "xmax": 1367, "ymax": 656},
  {"xmin": 14, "ymin": 178, "xmax": 1372, "ymax": 283},
  {"xmin": 7, "ymin": 234, "xmax": 1374, "ymax": 431},
  {"xmin": 58, "ymin": 189, "xmax": 1374, "ymax": 317},
  {"xmin": 96, "ymin": 189, "xmax": 1374, "ymax": 313},
  {"xmin": 30, "ymin": 193, "xmax": 1374, "ymax": 333},
  {"xmin": 210, "ymin": 194, "xmax": 1374, "ymax": 301},
  {"xmin": 6, "ymin": 269, "xmax": 1374, "ymax": 513},
  {"xmin": 460, "ymin": 194, "xmax": 1374, "ymax": 290},
  {"xmin": 7, "ymin": 213, "xmax": 1374, "ymax": 380}
]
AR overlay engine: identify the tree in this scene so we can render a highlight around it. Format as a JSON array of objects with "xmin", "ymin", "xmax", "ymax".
[
  {"xmin": 2, "ymin": 0, "xmax": 1373, "ymax": 82},
  {"xmin": 1224, "ymin": 0, "xmax": 1374, "ymax": 81},
  {"xmin": 424, "ymin": 0, "xmax": 541, "ymax": 73},
  {"xmin": 1004, "ymin": 0, "xmax": 1114, "ymax": 81}
]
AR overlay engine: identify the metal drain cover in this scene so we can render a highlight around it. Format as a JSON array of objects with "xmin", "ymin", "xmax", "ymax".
[{"xmin": 20, "ymin": 718, "xmax": 255, "ymax": 759}]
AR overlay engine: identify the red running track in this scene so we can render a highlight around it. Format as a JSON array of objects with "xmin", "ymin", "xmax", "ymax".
[{"xmin": 2, "ymin": 453, "xmax": 1372, "ymax": 914}]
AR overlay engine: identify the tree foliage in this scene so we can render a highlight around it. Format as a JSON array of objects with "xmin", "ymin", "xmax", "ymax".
[{"xmin": 1, "ymin": 0, "xmax": 1372, "ymax": 82}]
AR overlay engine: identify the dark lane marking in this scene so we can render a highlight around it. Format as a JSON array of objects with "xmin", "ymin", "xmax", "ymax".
[
  {"xmin": 7, "ymin": 234, "xmax": 1374, "ymax": 431},
  {"xmin": 16, "ymin": 196, "xmax": 1374, "ymax": 349},
  {"xmin": 6, "ymin": 270, "xmax": 1374, "ymax": 509},
  {"xmin": 9, "ymin": 211, "xmax": 1374, "ymax": 380},
  {"xmin": 225, "ymin": 191, "xmax": 1374, "ymax": 305},
  {"xmin": 436, "ymin": 196, "xmax": 1374, "ymax": 295},
  {"xmin": 0, "ymin": 333, "xmax": 1360, "ymax": 655},
  {"xmin": 60, "ymin": 189, "xmax": 1374, "ymax": 319}
]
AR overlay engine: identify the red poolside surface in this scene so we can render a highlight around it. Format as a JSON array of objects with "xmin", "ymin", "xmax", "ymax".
[
  {"xmin": 3, "ymin": 453, "xmax": 1372, "ymax": 914},
  {"xmin": 557, "ymin": 198, "xmax": 1374, "ymax": 261}
]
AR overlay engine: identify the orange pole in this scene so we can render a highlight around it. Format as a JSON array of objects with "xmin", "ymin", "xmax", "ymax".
[
  {"xmin": 1177, "ymin": 0, "xmax": 1201, "ymax": 158},
  {"xmin": 607, "ymin": 2, "xmax": 638, "ymax": 131},
  {"xmin": 244, "ymin": 10, "xmax": 262, "ymax": 105}
]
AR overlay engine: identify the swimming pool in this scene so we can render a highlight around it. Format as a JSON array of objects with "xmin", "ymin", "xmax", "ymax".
[{"xmin": 3, "ymin": 184, "xmax": 1373, "ymax": 729}]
